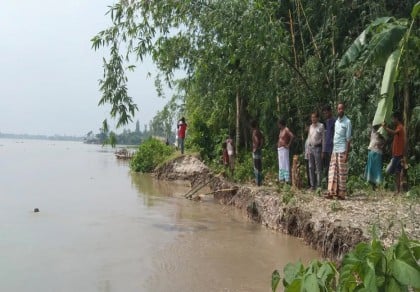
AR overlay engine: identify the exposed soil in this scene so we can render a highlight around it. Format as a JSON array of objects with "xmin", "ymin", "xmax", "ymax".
[{"xmin": 154, "ymin": 155, "xmax": 420, "ymax": 261}]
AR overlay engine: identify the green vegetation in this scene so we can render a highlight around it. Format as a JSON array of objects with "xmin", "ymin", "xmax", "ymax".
[
  {"xmin": 272, "ymin": 231, "xmax": 420, "ymax": 291},
  {"xmin": 92, "ymin": 1, "xmax": 420, "ymax": 192},
  {"xmin": 130, "ymin": 138, "xmax": 174, "ymax": 172}
]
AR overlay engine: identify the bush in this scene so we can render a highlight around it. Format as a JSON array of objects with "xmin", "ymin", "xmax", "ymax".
[
  {"xmin": 130, "ymin": 138, "xmax": 174, "ymax": 172},
  {"xmin": 233, "ymin": 153, "xmax": 254, "ymax": 183},
  {"xmin": 272, "ymin": 230, "xmax": 420, "ymax": 291}
]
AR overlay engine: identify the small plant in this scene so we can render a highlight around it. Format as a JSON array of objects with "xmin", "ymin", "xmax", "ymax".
[
  {"xmin": 130, "ymin": 138, "xmax": 174, "ymax": 172},
  {"xmin": 330, "ymin": 200, "xmax": 343, "ymax": 212},
  {"xmin": 347, "ymin": 175, "xmax": 370, "ymax": 195},
  {"xmin": 281, "ymin": 184, "xmax": 294, "ymax": 205},
  {"xmin": 233, "ymin": 154, "xmax": 254, "ymax": 183},
  {"xmin": 272, "ymin": 260, "xmax": 337, "ymax": 292},
  {"xmin": 271, "ymin": 230, "xmax": 420, "ymax": 291},
  {"xmin": 406, "ymin": 185, "xmax": 420, "ymax": 199}
]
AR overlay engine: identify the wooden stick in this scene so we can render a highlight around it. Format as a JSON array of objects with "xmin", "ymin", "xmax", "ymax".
[
  {"xmin": 185, "ymin": 177, "xmax": 216, "ymax": 199},
  {"xmin": 200, "ymin": 188, "xmax": 238, "ymax": 196}
]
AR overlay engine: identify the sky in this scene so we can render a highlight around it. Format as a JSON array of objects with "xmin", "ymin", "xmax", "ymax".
[{"xmin": 0, "ymin": 0, "xmax": 169, "ymax": 136}]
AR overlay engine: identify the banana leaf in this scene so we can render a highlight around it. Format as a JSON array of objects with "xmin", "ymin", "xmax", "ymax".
[
  {"xmin": 338, "ymin": 30, "xmax": 368, "ymax": 68},
  {"xmin": 364, "ymin": 25, "xmax": 406, "ymax": 66},
  {"xmin": 372, "ymin": 50, "xmax": 400, "ymax": 128},
  {"xmin": 411, "ymin": 1, "xmax": 420, "ymax": 19}
]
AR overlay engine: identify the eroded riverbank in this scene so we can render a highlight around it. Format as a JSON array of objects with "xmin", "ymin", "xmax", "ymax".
[{"xmin": 155, "ymin": 155, "xmax": 420, "ymax": 261}]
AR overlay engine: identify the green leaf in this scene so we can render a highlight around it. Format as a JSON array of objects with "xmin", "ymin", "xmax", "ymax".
[
  {"xmin": 411, "ymin": 2, "xmax": 420, "ymax": 19},
  {"xmin": 364, "ymin": 25, "xmax": 406, "ymax": 66},
  {"xmin": 285, "ymin": 278, "xmax": 302, "ymax": 292},
  {"xmin": 316, "ymin": 262, "xmax": 335, "ymax": 285},
  {"xmin": 370, "ymin": 17, "xmax": 393, "ymax": 27},
  {"xmin": 338, "ymin": 29, "xmax": 368, "ymax": 68},
  {"xmin": 272, "ymin": 270, "xmax": 281, "ymax": 292},
  {"xmin": 283, "ymin": 262, "xmax": 304, "ymax": 286},
  {"xmin": 390, "ymin": 258, "xmax": 420, "ymax": 288},
  {"xmin": 302, "ymin": 273, "xmax": 320, "ymax": 292},
  {"xmin": 384, "ymin": 277, "xmax": 407, "ymax": 292},
  {"xmin": 372, "ymin": 50, "xmax": 400, "ymax": 126},
  {"xmin": 363, "ymin": 260, "xmax": 378, "ymax": 292},
  {"xmin": 408, "ymin": 240, "xmax": 420, "ymax": 260},
  {"xmin": 380, "ymin": 50, "xmax": 401, "ymax": 96}
]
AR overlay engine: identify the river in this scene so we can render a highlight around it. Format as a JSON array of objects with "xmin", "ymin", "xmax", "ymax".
[{"xmin": 0, "ymin": 139, "xmax": 318, "ymax": 291}]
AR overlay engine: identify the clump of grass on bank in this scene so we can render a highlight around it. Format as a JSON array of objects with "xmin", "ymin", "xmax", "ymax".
[{"xmin": 130, "ymin": 138, "xmax": 174, "ymax": 172}]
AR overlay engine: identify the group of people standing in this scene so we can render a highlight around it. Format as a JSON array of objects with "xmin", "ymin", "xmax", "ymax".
[
  {"xmin": 251, "ymin": 102, "xmax": 405, "ymax": 199},
  {"xmin": 177, "ymin": 102, "xmax": 405, "ymax": 198}
]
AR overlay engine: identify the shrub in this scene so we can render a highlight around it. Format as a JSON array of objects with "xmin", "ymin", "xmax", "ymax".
[
  {"xmin": 130, "ymin": 138, "xmax": 174, "ymax": 172},
  {"xmin": 272, "ymin": 230, "xmax": 420, "ymax": 291}
]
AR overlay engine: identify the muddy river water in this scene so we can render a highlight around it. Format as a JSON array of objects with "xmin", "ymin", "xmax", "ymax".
[{"xmin": 0, "ymin": 139, "xmax": 318, "ymax": 291}]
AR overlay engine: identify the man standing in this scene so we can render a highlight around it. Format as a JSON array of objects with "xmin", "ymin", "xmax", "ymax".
[
  {"xmin": 251, "ymin": 120, "xmax": 264, "ymax": 186},
  {"xmin": 307, "ymin": 112, "xmax": 325, "ymax": 190},
  {"xmin": 177, "ymin": 117, "xmax": 187, "ymax": 154},
  {"xmin": 383, "ymin": 112, "xmax": 405, "ymax": 193},
  {"xmin": 322, "ymin": 105, "xmax": 335, "ymax": 179},
  {"xmin": 226, "ymin": 135, "xmax": 235, "ymax": 176},
  {"xmin": 277, "ymin": 117, "xmax": 294, "ymax": 183},
  {"xmin": 325, "ymin": 103, "xmax": 351, "ymax": 200}
]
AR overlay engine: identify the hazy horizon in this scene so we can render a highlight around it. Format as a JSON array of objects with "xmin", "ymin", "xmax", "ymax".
[{"xmin": 0, "ymin": 0, "xmax": 169, "ymax": 136}]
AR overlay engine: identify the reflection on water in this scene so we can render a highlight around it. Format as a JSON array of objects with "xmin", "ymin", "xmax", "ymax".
[
  {"xmin": 0, "ymin": 139, "xmax": 319, "ymax": 292},
  {"xmin": 130, "ymin": 171, "xmax": 190, "ymax": 207}
]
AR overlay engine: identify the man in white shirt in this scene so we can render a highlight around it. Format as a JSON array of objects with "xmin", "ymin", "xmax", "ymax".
[{"xmin": 307, "ymin": 112, "xmax": 325, "ymax": 190}]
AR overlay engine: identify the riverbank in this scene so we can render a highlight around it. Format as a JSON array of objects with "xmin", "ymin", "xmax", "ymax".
[{"xmin": 155, "ymin": 155, "xmax": 419, "ymax": 261}]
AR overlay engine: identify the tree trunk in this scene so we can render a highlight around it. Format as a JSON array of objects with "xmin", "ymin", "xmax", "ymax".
[
  {"xmin": 235, "ymin": 88, "xmax": 241, "ymax": 154},
  {"xmin": 403, "ymin": 81, "xmax": 409, "ymax": 156}
]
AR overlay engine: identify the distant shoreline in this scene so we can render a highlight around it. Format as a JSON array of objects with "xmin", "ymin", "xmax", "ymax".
[{"xmin": 0, "ymin": 133, "xmax": 83, "ymax": 142}]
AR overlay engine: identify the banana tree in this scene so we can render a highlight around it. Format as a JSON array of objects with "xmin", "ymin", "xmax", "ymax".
[{"xmin": 339, "ymin": 2, "xmax": 419, "ymax": 130}]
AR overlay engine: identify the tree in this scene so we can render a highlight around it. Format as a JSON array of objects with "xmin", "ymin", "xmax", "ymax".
[
  {"xmin": 93, "ymin": 0, "xmax": 420, "ymax": 185},
  {"xmin": 339, "ymin": 2, "xmax": 420, "ymax": 130},
  {"xmin": 135, "ymin": 120, "xmax": 140, "ymax": 133}
]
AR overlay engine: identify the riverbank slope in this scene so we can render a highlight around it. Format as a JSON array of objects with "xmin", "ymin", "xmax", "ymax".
[{"xmin": 155, "ymin": 155, "xmax": 419, "ymax": 261}]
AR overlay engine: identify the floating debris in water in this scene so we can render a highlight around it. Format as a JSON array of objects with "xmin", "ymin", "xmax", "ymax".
[{"xmin": 33, "ymin": 208, "xmax": 40, "ymax": 213}]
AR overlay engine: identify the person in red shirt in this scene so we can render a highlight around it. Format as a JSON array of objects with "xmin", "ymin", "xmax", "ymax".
[
  {"xmin": 383, "ymin": 112, "xmax": 405, "ymax": 193},
  {"xmin": 177, "ymin": 117, "xmax": 187, "ymax": 154}
]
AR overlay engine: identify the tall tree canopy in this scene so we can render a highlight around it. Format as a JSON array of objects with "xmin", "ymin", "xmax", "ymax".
[{"xmin": 93, "ymin": 0, "xmax": 420, "ymax": 172}]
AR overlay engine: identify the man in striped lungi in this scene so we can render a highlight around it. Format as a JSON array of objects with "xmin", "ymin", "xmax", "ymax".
[{"xmin": 324, "ymin": 102, "xmax": 352, "ymax": 200}]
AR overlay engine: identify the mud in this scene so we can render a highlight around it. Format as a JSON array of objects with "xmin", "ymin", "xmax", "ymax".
[{"xmin": 154, "ymin": 155, "xmax": 420, "ymax": 261}]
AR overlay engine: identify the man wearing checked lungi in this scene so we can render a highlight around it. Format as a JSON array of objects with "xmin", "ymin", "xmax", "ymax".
[{"xmin": 324, "ymin": 102, "xmax": 352, "ymax": 200}]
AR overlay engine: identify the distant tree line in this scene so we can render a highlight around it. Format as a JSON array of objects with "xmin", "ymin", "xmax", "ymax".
[
  {"xmin": 85, "ymin": 119, "xmax": 176, "ymax": 146},
  {"xmin": 0, "ymin": 132, "xmax": 83, "ymax": 141}
]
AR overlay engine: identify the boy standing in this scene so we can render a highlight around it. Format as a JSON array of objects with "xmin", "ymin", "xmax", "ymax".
[
  {"xmin": 383, "ymin": 112, "xmax": 405, "ymax": 193},
  {"xmin": 226, "ymin": 135, "xmax": 235, "ymax": 176},
  {"xmin": 177, "ymin": 117, "xmax": 187, "ymax": 154}
]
